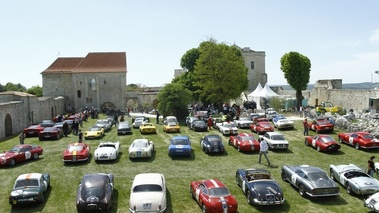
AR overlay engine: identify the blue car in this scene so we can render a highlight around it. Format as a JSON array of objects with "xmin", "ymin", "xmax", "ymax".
[{"xmin": 168, "ymin": 136, "xmax": 192, "ymax": 157}]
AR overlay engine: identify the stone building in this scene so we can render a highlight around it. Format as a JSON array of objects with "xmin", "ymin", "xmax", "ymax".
[
  {"xmin": 240, "ymin": 46, "xmax": 267, "ymax": 91},
  {"xmin": 41, "ymin": 52, "xmax": 127, "ymax": 112}
]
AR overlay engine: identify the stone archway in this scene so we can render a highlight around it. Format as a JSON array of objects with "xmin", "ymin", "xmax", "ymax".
[
  {"xmin": 101, "ymin": 102, "xmax": 116, "ymax": 114},
  {"xmin": 5, "ymin": 114, "xmax": 12, "ymax": 137}
]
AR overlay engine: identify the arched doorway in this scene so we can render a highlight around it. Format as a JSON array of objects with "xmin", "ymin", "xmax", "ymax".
[
  {"xmin": 101, "ymin": 102, "xmax": 116, "ymax": 115},
  {"xmin": 5, "ymin": 114, "xmax": 13, "ymax": 137}
]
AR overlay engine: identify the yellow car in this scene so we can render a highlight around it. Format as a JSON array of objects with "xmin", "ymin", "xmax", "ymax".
[
  {"xmin": 163, "ymin": 121, "xmax": 180, "ymax": 133},
  {"xmin": 139, "ymin": 123, "xmax": 157, "ymax": 134},
  {"xmin": 84, "ymin": 125, "xmax": 105, "ymax": 139}
]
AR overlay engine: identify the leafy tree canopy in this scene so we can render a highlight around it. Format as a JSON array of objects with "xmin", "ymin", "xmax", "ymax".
[
  {"xmin": 157, "ymin": 82, "xmax": 192, "ymax": 119},
  {"xmin": 26, "ymin": 85, "xmax": 43, "ymax": 97},
  {"xmin": 180, "ymin": 48, "xmax": 200, "ymax": 72}
]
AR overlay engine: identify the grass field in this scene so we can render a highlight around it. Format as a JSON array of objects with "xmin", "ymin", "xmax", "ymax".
[{"xmin": 1, "ymin": 112, "xmax": 378, "ymax": 213}]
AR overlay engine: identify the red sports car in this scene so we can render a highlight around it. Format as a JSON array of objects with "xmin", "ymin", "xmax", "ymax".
[
  {"xmin": 338, "ymin": 131, "xmax": 379, "ymax": 150},
  {"xmin": 0, "ymin": 144, "xmax": 43, "ymax": 167},
  {"xmin": 62, "ymin": 143, "xmax": 90, "ymax": 163},
  {"xmin": 38, "ymin": 127, "xmax": 63, "ymax": 141},
  {"xmin": 228, "ymin": 133, "xmax": 260, "ymax": 152},
  {"xmin": 190, "ymin": 179, "xmax": 238, "ymax": 213},
  {"xmin": 250, "ymin": 122, "xmax": 274, "ymax": 135},
  {"xmin": 304, "ymin": 134, "xmax": 341, "ymax": 152},
  {"xmin": 308, "ymin": 119, "xmax": 334, "ymax": 133},
  {"xmin": 23, "ymin": 124, "xmax": 44, "ymax": 137}
]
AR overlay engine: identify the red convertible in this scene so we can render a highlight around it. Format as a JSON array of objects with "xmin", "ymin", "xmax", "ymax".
[
  {"xmin": 308, "ymin": 119, "xmax": 334, "ymax": 133},
  {"xmin": 190, "ymin": 179, "xmax": 238, "ymax": 213},
  {"xmin": 62, "ymin": 143, "xmax": 90, "ymax": 163},
  {"xmin": 304, "ymin": 134, "xmax": 341, "ymax": 152},
  {"xmin": 250, "ymin": 121, "xmax": 274, "ymax": 135},
  {"xmin": 228, "ymin": 133, "xmax": 260, "ymax": 152},
  {"xmin": 338, "ymin": 131, "xmax": 379, "ymax": 150},
  {"xmin": 0, "ymin": 144, "xmax": 43, "ymax": 167},
  {"xmin": 23, "ymin": 124, "xmax": 44, "ymax": 137},
  {"xmin": 38, "ymin": 127, "xmax": 63, "ymax": 141}
]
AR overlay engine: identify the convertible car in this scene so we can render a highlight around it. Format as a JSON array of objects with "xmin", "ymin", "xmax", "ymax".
[
  {"xmin": 330, "ymin": 164, "xmax": 379, "ymax": 195},
  {"xmin": 23, "ymin": 124, "xmax": 44, "ymax": 137},
  {"xmin": 308, "ymin": 119, "xmax": 334, "ymax": 133},
  {"xmin": 281, "ymin": 165, "xmax": 340, "ymax": 198},
  {"xmin": 168, "ymin": 136, "xmax": 192, "ymax": 157},
  {"xmin": 38, "ymin": 126, "xmax": 63, "ymax": 141},
  {"xmin": 9, "ymin": 173, "xmax": 50, "ymax": 205},
  {"xmin": 338, "ymin": 131, "xmax": 379, "ymax": 150},
  {"xmin": 234, "ymin": 117, "xmax": 253, "ymax": 129},
  {"xmin": 199, "ymin": 134, "xmax": 225, "ymax": 154},
  {"xmin": 364, "ymin": 192, "xmax": 379, "ymax": 212},
  {"xmin": 163, "ymin": 121, "xmax": 180, "ymax": 133},
  {"xmin": 190, "ymin": 179, "xmax": 238, "ymax": 213},
  {"xmin": 250, "ymin": 121, "xmax": 274, "ymax": 135},
  {"xmin": 228, "ymin": 133, "xmax": 260, "ymax": 152},
  {"xmin": 139, "ymin": 123, "xmax": 157, "ymax": 134},
  {"xmin": 304, "ymin": 135, "xmax": 341, "ymax": 152},
  {"xmin": 129, "ymin": 173, "xmax": 166, "ymax": 213},
  {"xmin": 0, "ymin": 144, "xmax": 43, "ymax": 167},
  {"xmin": 235, "ymin": 168, "xmax": 284, "ymax": 206},
  {"xmin": 62, "ymin": 143, "xmax": 90, "ymax": 164},
  {"xmin": 76, "ymin": 173, "xmax": 114, "ymax": 213},
  {"xmin": 128, "ymin": 139, "xmax": 154, "ymax": 159},
  {"xmin": 261, "ymin": 132, "xmax": 289, "ymax": 150},
  {"xmin": 84, "ymin": 125, "xmax": 105, "ymax": 139},
  {"xmin": 94, "ymin": 141, "xmax": 120, "ymax": 161}
]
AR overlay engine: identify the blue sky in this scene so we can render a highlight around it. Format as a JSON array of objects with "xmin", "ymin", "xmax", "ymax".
[{"xmin": 1, "ymin": 0, "xmax": 379, "ymax": 89}]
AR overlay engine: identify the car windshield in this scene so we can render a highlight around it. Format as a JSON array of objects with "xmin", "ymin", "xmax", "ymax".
[
  {"xmin": 9, "ymin": 146, "xmax": 22, "ymax": 153},
  {"xmin": 89, "ymin": 126, "xmax": 101, "ymax": 131},
  {"xmin": 99, "ymin": 143, "xmax": 116, "ymax": 149},
  {"xmin": 43, "ymin": 127, "xmax": 55, "ymax": 132},
  {"xmin": 194, "ymin": 120, "xmax": 206, "ymax": 125},
  {"xmin": 308, "ymin": 172, "xmax": 328, "ymax": 181},
  {"xmin": 241, "ymin": 135, "xmax": 255, "ymax": 141},
  {"xmin": 15, "ymin": 179, "xmax": 39, "ymax": 188},
  {"xmin": 133, "ymin": 140, "xmax": 148, "ymax": 148},
  {"xmin": 68, "ymin": 145, "xmax": 83, "ymax": 152},
  {"xmin": 261, "ymin": 123, "xmax": 271, "ymax": 128},
  {"xmin": 172, "ymin": 139, "xmax": 189, "ymax": 145},
  {"xmin": 271, "ymin": 135, "xmax": 285, "ymax": 140},
  {"xmin": 362, "ymin": 134, "xmax": 375, "ymax": 139},
  {"xmin": 320, "ymin": 136, "xmax": 334, "ymax": 143},
  {"xmin": 133, "ymin": 184, "xmax": 162, "ymax": 192},
  {"xmin": 224, "ymin": 123, "xmax": 236, "ymax": 128},
  {"xmin": 84, "ymin": 187, "xmax": 103, "ymax": 197},
  {"xmin": 317, "ymin": 120, "xmax": 330, "ymax": 125},
  {"xmin": 167, "ymin": 122, "xmax": 177, "ymax": 126},
  {"xmin": 209, "ymin": 188, "xmax": 230, "ymax": 197}
]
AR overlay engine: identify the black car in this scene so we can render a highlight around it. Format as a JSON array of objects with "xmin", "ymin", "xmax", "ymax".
[
  {"xmin": 191, "ymin": 120, "xmax": 208, "ymax": 132},
  {"xmin": 200, "ymin": 134, "xmax": 225, "ymax": 154},
  {"xmin": 76, "ymin": 173, "xmax": 114, "ymax": 213},
  {"xmin": 9, "ymin": 173, "xmax": 50, "ymax": 205},
  {"xmin": 186, "ymin": 116, "xmax": 199, "ymax": 129},
  {"xmin": 235, "ymin": 168, "xmax": 284, "ymax": 206},
  {"xmin": 117, "ymin": 121, "xmax": 132, "ymax": 135}
]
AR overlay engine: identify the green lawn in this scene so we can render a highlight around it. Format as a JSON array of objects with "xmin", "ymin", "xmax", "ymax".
[{"xmin": 0, "ymin": 113, "xmax": 377, "ymax": 213}]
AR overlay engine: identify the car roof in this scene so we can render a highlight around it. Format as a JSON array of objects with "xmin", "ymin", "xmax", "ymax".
[
  {"xmin": 132, "ymin": 173, "xmax": 164, "ymax": 186},
  {"xmin": 82, "ymin": 173, "xmax": 110, "ymax": 188},
  {"xmin": 202, "ymin": 179, "xmax": 225, "ymax": 189},
  {"xmin": 17, "ymin": 173, "xmax": 43, "ymax": 181}
]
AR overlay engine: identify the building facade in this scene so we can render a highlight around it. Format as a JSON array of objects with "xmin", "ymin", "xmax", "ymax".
[{"xmin": 240, "ymin": 46, "xmax": 267, "ymax": 91}]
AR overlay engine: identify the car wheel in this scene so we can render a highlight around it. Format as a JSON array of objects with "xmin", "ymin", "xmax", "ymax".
[
  {"xmin": 190, "ymin": 187, "xmax": 195, "ymax": 200},
  {"xmin": 237, "ymin": 145, "xmax": 241, "ymax": 152},
  {"xmin": 298, "ymin": 184, "xmax": 306, "ymax": 197},
  {"xmin": 9, "ymin": 158, "xmax": 16, "ymax": 167},
  {"xmin": 354, "ymin": 143, "xmax": 360, "ymax": 150},
  {"xmin": 338, "ymin": 137, "xmax": 343, "ymax": 143},
  {"xmin": 330, "ymin": 169, "xmax": 336, "ymax": 181},
  {"xmin": 281, "ymin": 172, "xmax": 287, "ymax": 182},
  {"xmin": 304, "ymin": 139, "xmax": 308, "ymax": 146},
  {"xmin": 33, "ymin": 153, "xmax": 39, "ymax": 160},
  {"xmin": 316, "ymin": 146, "xmax": 321, "ymax": 152},
  {"xmin": 202, "ymin": 204, "xmax": 207, "ymax": 213},
  {"xmin": 346, "ymin": 183, "xmax": 353, "ymax": 194},
  {"xmin": 40, "ymin": 193, "xmax": 45, "ymax": 203},
  {"xmin": 247, "ymin": 192, "xmax": 253, "ymax": 205}
]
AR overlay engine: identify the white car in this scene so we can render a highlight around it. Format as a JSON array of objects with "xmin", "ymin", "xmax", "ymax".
[
  {"xmin": 266, "ymin": 110, "xmax": 277, "ymax": 121},
  {"xmin": 132, "ymin": 118, "xmax": 145, "ymax": 129},
  {"xmin": 94, "ymin": 141, "xmax": 120, "ymax": 161},
  {"xmin": 128, "ymin": 139, "xmax": 154, "ymax": 158},
  {"xmin": 364, "ymin": 192, "xmax": 379, "ymax": 212},
  {"xmin": 234, "ymin": 117, "xmax": 253, "ymax": 129},
  {"xmin": 261, "ymin": 132, "xmax": 289, "ymax": 150},
  {"xmin": 95, "ymin": 119, "xmax": 112, "ymax": 131},
  {"xmin": 129, "ymin": 173, "xmax": 167, "ymax": 213},
  {"xmin": 217, "ymin": 122, "xmax": 238, "ymax": 136},
  {"xmin": 273, "ymin": 118, "xmax": 294, "ymax": 130}
]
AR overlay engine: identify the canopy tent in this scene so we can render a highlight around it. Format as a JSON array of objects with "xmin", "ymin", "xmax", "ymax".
[
  {"xmin": 247, "ymin": 83, "xmax": 279, "ymax": 109},
  {"xmin": 259, "ymin": 83, "xmax": 279, "ymax": 98},
  {"xmin": 247, "ymin": 83, "xmax": 263, "ymax": 100}
]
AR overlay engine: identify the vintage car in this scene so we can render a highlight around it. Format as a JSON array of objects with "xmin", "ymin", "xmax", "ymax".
[
  {"xmin": 273, "ymin": 117, "xmax": 294, "ymax": 130},
  {"xmin": 163, "ymin": 121, "xmax": 180, "ymax": 133},
  {"xmin": 132, "ymin": 117, "xmax": 146, "ymax": 129},
  {"xmin": 330, "ymin": 164, "xmax": 379, "ymax": 195},
  {"xmin": 131, "ymin": 115, "xmax": 150, "ymax": 123},
  {"xmin": 163, "ymin": 116, "xmax": 178, "ymax": 125},
  {"xmin": 304, "ymin": 135, "xmax": 341, "ymax": 152},
  {"xmin": 84, "ymin": 125, "xmax": 105, "ymax": 139},
  {"xmin": 265, "ymin": 110, "xmax": 277, "ymax": 121},
  {"xmin": 129, "ymin": 173, "xmax": 166, "ymax": 213},
  {"xmin": 190, "ymin": 179, "xmax": 238, "ymax": 213},
  {"xmin": 0, "ymin": 144, "xmax": 43, "ymax": 167},
  {"xmin": 129, "ymin": 139, "xmax": 154, "ymax": 159},
  {"xmin": 38, "ymin": 126, "xmax": 63, "ymax": 141},
  {"xmin": 364, "ymin": 192, "xmax": 379, "ymax": 212},
  {"xmin": 94, "ymin": 141, "xmax": 120, "ymax": 161},
  {"xmin": 117, "ymin": 121, "xmax": 132, "ymax": 135},
  {"xmin": 272, "ymin": 114, "xmax": 286, "ymax": 123},
  {"xmin": 308, "ymin": 119, "xmax": 334, "ymax": 133},
  {"xmin": 54, "ymin": 121, "xmax": 72, "ymax": 134},
  {"xmin": 9, "ymin": 173, "xmax": 50, "ymax": 205},
  {"xmin": 168, "ymin": 136, "xmax": 192, "ymax": 157},
  {"xmin": 261, "ymin": 132, "xmax": 289, "ymax": 150},
  {"xmin": 23, "ymin": 124, "xmax": 45, "ymax": 137},
  {"xmin": 40, "ymin": 120, "xmax": 56, "ymax": 128},
  {"xmin": 235, "ymin": 168, "xmax": 284, "ymax": 206},
  {"xmin": 62, "ymin": 143, "xmax": 90, "ymax": 163},
  {"xmin": 281, "ymin": 165, "xmax": 340, "ymax": 198},
  {"xmin": 76, "ymin": 173, "xmax": 114, "ymax": 212},
  {"xmin": 191, "ymin": 120, "xmax": 208, "ymax": 132},
  {"xmin": 186, "ymin": 116, "xmax": 200, "ymax": 129},
  {"xmin": 338, "ymin": 131, "xmax": 379, "ymax": 150},
  {"xmin": 95, "ymin": 119, "xmax": 112, "ymax": 132},
  {"xmin": 234, "ymin": 117, "xmax": 253, "ymax": 129},
  {"xmin": 217, "ymin": 122, "xmax": 238, "ymax": 136},
  {"xmin": 139, "ymin": 122, "xmax": 157, "ymax": 134},
  {"xmin": 228, "ymin": 133, "xmax": 260, "ymax": 152},
  {"xmin": 200, "ymin": 134, "xmax": 225, "ymax": 154},
  {"xmin": 250, "ymin": 121, "xmax": 274, "ymax": 135},
  {"xmin": 254, "ymin": 109, "xmax": 266, "ymax": 118}
]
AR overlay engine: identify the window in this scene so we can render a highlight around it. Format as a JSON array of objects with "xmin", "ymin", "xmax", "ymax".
[
  {"xmin": 91, "ymin": 79, "xmax": 96, "ymax": 90},
  {"xmin": 250, "ymin": 61, "xmax": 255, "ymax": 69},
  {"xmin": 77, "ymin": 90, "xmax": 81, "ymax": 98}
]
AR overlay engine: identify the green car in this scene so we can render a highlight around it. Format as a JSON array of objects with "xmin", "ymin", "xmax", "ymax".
[{"xmin": 9, "ymin": 173, "xmax": 50, "ymax": 205}]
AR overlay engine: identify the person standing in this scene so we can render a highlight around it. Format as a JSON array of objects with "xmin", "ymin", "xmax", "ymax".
[
  {"xmin": 368, "ymin": 156, "xmax": 376, "ymax": 177},
  {"xmin": 303, "ymin": 118, "xmax": 309, "ymax": 136},
  {"xmin": 19, "ymin": 132, "xmax": 25, "ymax": 144},
  {"xmin": 113, "ymin": 113, "xmax": 118, "ymax": 127},
  {"xmin": 258, "ymin": 138, "xmax": 271, "ymax": 166},
  {"xmin": 156, "ymin": 111, "xmax": 160, "ymax": 124},
  {"xmin": 78, "ymin": 129, "xmax": 83, "ymax": 143},
  {"xmin": 62, "ymin": 121, "xmax": 69, "ymax": 137},
  {"xmin": 207, "ymin": 116, "xmax": 213, "ymax": 130}
]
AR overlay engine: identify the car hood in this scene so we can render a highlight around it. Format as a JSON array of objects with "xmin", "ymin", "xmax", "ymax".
[
  {"xmin": 11, "ymin": 187, "xmax": 40, "ymax": 197},
  {"xmin": 250, "ymin": 181, "xmax": 282, "ymax": 195},
  {"xmin": 130, "ymin": 192, "xmax": 165, "ymax": 210},
  {"xmin": 351, "ymin": 177, "xmax": 379, "ymax": 187}
]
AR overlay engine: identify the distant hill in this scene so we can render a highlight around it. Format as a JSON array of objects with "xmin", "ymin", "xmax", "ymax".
[{"xmin": 277, "ymin": 82, "xmax": 378, "ymax": 90}]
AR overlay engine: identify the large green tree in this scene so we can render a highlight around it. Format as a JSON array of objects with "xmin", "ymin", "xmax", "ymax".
[
  {"xmin": 280, "ymin": 51, "xmax": 311, "ymax": 110},
  {"xmin": 157, "ymin": 82, "xmax": 192, "ymax": 119},
  {"xmin": 26, "ymin": 85, "xmax": 43, "ymax": 97}
]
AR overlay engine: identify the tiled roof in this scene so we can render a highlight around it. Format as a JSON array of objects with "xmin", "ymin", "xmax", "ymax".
[{"xmin": 41, "ymin": 52, "xmax": 126, "ymax": 74}]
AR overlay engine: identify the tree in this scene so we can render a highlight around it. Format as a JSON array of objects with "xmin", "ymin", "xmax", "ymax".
[
  {"xmin": 193, "ymin": 39, "xmax": 248, "ymax": 110},
  {"xmin": 26, "ymin": 85, "xmax": 43, "ymax": 97},
  {"xmin": 180, "ymin": 48, "xmax": 200, "ymax": 72},
  {"xmin": 5, "ymin": 82, "xmax": 26, "ymax": 92},
  {"xmin": 157, "ymin": 82, "xmax": 192, "ymax": 120},
  {"xmin": 280, "ymin": 51, "xmax": 311, "ymax": 110}
]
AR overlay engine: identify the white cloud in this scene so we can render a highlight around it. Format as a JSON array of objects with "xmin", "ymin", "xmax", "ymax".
[{"xmin": 369, "ymin": 29, "xmax": 379, "ymax": 44}]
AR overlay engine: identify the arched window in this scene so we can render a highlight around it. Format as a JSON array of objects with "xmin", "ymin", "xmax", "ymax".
[{"xmin": 90, "ymin": 79, "xmax": 96, "ymax": 90}]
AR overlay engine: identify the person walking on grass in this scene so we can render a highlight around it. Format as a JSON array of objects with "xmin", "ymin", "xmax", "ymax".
[
  {"xmin": 258, "ymin": 137, "xmax": 271, "ymax": 166},
  {"xmin": 368, "ymin": 156, "xmax": 376, "ymax": 177},
  {"xmin": 303, "ymin": 118, "xmax": 309, "ymax": 136}
]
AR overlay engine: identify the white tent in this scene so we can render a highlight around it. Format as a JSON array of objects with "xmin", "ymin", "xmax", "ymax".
[
  {"xmin": 247, "ymin": 83, "xmax": 263, "ymax": 100},
  {"xmin": 247, "ymin": 83, "xmax": 279, "ymax": 109},
  {"xmin": 259, "ymin": 83, "xmax": 279, "ymax": 98}
]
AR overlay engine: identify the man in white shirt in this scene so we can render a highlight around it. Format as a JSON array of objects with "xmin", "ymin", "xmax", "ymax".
[{"xmin": 258, "ymin": 137, "xmax": 271, "ymax": 166}]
